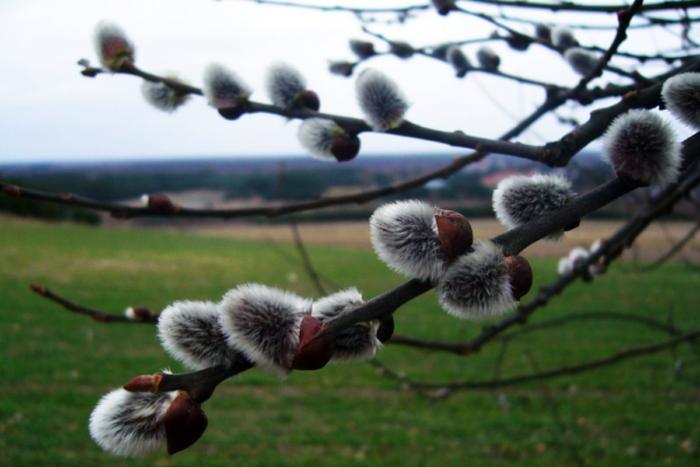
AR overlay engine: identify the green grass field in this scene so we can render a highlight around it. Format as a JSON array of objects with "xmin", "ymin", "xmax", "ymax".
[{"xmin": 1, "ymin": 219, "xmax": 699, "ymax": 466}]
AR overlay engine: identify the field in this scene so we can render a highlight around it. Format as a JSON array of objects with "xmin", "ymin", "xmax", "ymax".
[{"xmin": 1, "ymin": 217, "xmax": 699, "ymax": 466}]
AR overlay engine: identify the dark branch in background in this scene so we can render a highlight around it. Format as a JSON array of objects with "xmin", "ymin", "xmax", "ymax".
[
  {"xmin": 373, "ymin": 329, "xmax": 700, "ymax": 397},
  {"xmin": 460, "ymin": 0, "xmax": 700, "ymax": 13},
  {"xmin": 639, "ymin": 220, "xmax": 700, "ymax": 271},
  {"xmin": 29, "ymin": 283, "xmax": 157, "ymax": 324},
  {"xmin": 289, "ymin": 222, "xmax": 328, "ymax": 296}
]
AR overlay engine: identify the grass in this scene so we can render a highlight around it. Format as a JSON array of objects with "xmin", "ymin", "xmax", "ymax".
[{"xmin": 0, "ymin": 218, "xmax": 698, "ymax": 466}]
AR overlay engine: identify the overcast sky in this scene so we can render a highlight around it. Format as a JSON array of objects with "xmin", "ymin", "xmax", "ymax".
[{"xmin": 0, "ymin": 0, "xmax": 693, "ymax": 162}]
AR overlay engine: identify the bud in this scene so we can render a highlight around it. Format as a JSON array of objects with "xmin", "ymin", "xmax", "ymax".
[
  {"xmin": 535, "ymin": 23, "xmax": 552, "ymax": 43},
  {"xmin": 446, "ymin": 45, "xmax": 471, "ymax": 78},
  {"xmin": 89, "ymin": 388, "xmax": 177, "ymax": 456},
  {"xmin": 431, "ymin": 0, "xmax": 454, "ymax": 15},
  {"xmin": 551, "ymin": 26, "xmax": 578, "ymax": 50},
  {"xmin": 329, "ymin": 61, "xmax": 355, "ymax": 77},
  {"xmin": 492, "ymin": 173, "xmax": 575, "ymax": 240},
  {"xmin": 349, "ymin": 39, "xmax": 376, "ymax": 59},
  {"xmin": 311, "ymin": 288, "xmax": 382, "ymax": 361},
  {"xmin": 564, "ymin": 47, "xmax": 599, "ymax": 76},
  {"xmin": 123, "ymin": 374, "xmax": 160, "ymax": 393},
  {"xmin": 141, "ymin": 77, "xmax": 189, "ymax": 113},
  {"xmin": 218, "ymin": 284, "xmax": 311, "ymax": 377},
  {"xmin": 158, "ymin": 300, "xmax": 248, "ymax": 370},
  {"xmin": 124, "ymin": 306, "xmax": 154, "ymax": 321},
  {"xmin": 437, "ymin": 240, "xmax": 515, "ymax": 319},
  {"xmin": 162, "ymin": 392, "xmax": 208, "ymax": 455},
  {"xmin": 661, "ymin": 72, "xmax": 700, "ymax": 130},
  {"xmin": 506, "ymin": 33, "xmax": 531, "ymax": 51},
  {"xmin": 476, "ymin": 47, "xmax": 500, "ymax": 71},
  {"xmin": 355, "ymin": 68, "xmax": 409, "ymax": 131},
  {"xmin": 141, "ymin": 193, "xmax": 179, "ymax": 213},
  {"xmin": 603, "ymin": 109, "xmax": 681, "ymax": 186},
  {"xmin": 504, "ymin": 255, "xmax": 533, "ymax": 300},
  {"xmin": 434, "ymin": 209, "xmax": 474, "ymax": 261},
  {"xmin": 202, "ymin": 63, "xmax": 251, "ymax": 120},
  {"xmin": 431, "ymin": 43, "xmax": 451, "ymax": 61},
  {"xmin": 297, "ymin": 118, "xmax": 361, "ymax": 162},
  {"xmin": 265, "ymin": 62, "xmax": 319, "ymax": 111},
  {"xmin": 390, "ymin": 41, "xmax": 414, "ymax": 59},
  {"xmin": 94, "ymin": 21, "xmax": 134, "ymax": 71},
  {"xmin": 370, "ymin": 200, "xmax": 456, "ymax": 282},
  {"xmin": 290, "ymin": 315, "xmax": 334, "ymax": 370}
]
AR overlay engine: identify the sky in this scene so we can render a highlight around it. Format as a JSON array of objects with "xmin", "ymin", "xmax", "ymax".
[{"xmin": 0, "ymin": 0, "xmax": 694, "ymax": 162}]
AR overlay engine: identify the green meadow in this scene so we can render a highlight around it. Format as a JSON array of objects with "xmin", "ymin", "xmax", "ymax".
[{"xmin": 0, "ymin": 218, "xmax": 698, "ymax": 466}]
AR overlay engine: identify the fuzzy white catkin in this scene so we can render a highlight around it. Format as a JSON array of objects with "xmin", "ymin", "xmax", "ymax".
[
  {"xmin": 141, "ymin": 79, "xmax": 188, "ymax": 113},
  {"xmin": 94, "ymin": 21, "xmax": 134, "ymax": 71},
  {"xmin": 564, "ymin": 48, "xmax": 599, "ymax": 76},
  {"xmin": 311, "ymin": 288, "xmax": 381, "ymax": 361},
  {"xmin": 265, "ymin": 62, "xmax": 306, "ymax": 108},
  {"xmin": 158, "ymin": 300, "xmax": 247, "ymax": 370},
  {"xmin": 492, "ymin": 173, "xmax": 574, "ymax": 240},
  {"xmin": 603, "ymin": 109, "xmax": 681, "ymax": 186},
  {"xmin": 202, "ymin": 63, "xmax": 251, "ymax": 109},
  {"xmin": 370, "ymin": 200, "xmax": 448, "ymax": 282},
  {"xmin": 89, "ymin": 388, "xmax": 177, "ymax": 457},
  {"xmin": 297, "ymin": 118, "xmax": 344, "ymax": 161},
  {"xmin": 661, "ymin": 72, "xmax": 700, "ymax": 130},
  {"xmin": 437, "ymin": 240, "xmax": 515, "ymax": 319},
  {"xmin": 355, "ymin": 68, "xmax": 409, "ymax": 131},
  {"xmin": 218, "ymin": 284, "xmax": 311, "ymax": 377}
]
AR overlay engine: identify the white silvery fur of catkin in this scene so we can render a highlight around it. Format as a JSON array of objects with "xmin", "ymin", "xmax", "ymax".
[
  {"xmin": 603, "ymin": 109, "xmax": 681, "ymax": 185},
  {"xmin": 93, "ymin": 21, "xmax": 133, "ymax": 70},
  {"xmin": 492, "ymin": 173, "xmax": 574, "ymax": 240},
  {"xmin": 158, "ymin": 300, "xmax": 247, "ymax": 370},
  {"xmin": 202, "ymin": 63, "xmax": 251, "ymax": 109},
  {"xmin": 551, "ymin": 26, "xmax": 577, "ymax": 50},
  {"xmin": 355, "ymin": 68, "xmax": 409, "ymax": 131},
  {"xmin": 662, "ymin": 72, "xmax": 700, "ymax": 130},
  {"xmin": 218, "ymin": 284, "xmax": 311, "ymax": 377},
  {"xmin": 564, "ymin": 48, "xmax": 599, "ymax": 76},
  {"xmin": 297, "ymin": 118, "xmax": 342, "ymax": 161},
  {"xmin": 437, "ymin": 240, "xmax": 515, "ymax": 319},
  {"xmin": 141, "ymin": 80, "xmax": 187, "ymax": 113},
  {"xmin": 370, "ymin": 200, "xmax": 448, "ymax": 282},
  {"xmin": 265, "ymin": 62, "xmax": 306, "ymax": 108},
  {"xmin": 311, "ymin": 288, "xmax": 381, "ymax": 361},
  {"xmin": 89, "ymin": 388, "xmax": 177, "ymax": 457}
]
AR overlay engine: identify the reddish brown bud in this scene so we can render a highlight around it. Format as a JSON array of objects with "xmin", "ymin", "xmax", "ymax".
[
  {"xmin": 291, "ymin": 315, "xmax": 334, "ymax": 371},
  {"xmin": 376, "ymin": 315, "xmax": 395, "ymax": 343},
  {"xmin": 349, "ymin": 40, "xmax": 375, "ymax": 59},
  {"xmin": 123, "ymin": 373, "xmax": 161, "ymax": 392},
  {"xmin": 435, "ymin": 209, "xmax": 473, "ymax": 261},
  {"xmin": 505, "ymin": 255, "xmax": 533, "ymax": 300},
  {"xmin": 295, "ymin": 90, "xmax": 320, "ymax": 112},
  {"xmin": 331, "ymin": 134, "xmax": 361, "ymax": 162},
  {"xmin": 2, "ymin": 185, "xmax": 21, "ymax": 196},
  {"xmin": 163, "ymin": 392, "xmax": 208, "ymax": 455},
  {"xmin": 390, "ymin": 41, "xmax": 414, "ymax": 59},
  {"xmin": 128, "ymin": 306, "xmax": 153, "ymax": 320},
  {"xmin": 217, "ymin": 104, "xmax": 247, "ymax": 120},
  {"xmin": 329, "ymin": 61, "xmax": 354, "ymax": 77},
  {"xmin": 142, "ymin": 194, "xmax": 179, "ymax": 213},
  {"xmin": 29, "ymin": 283, "xmax": 46, "ymax": 295}
]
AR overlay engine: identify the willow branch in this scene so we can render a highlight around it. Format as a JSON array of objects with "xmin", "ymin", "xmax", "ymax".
[
  {"xmin": 373, "ymin": 329, "xmax": 700, "ymax": 397},
  {"xmin": 460, "ymin": 0, "xmax": 700, "ymax": 13}
]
